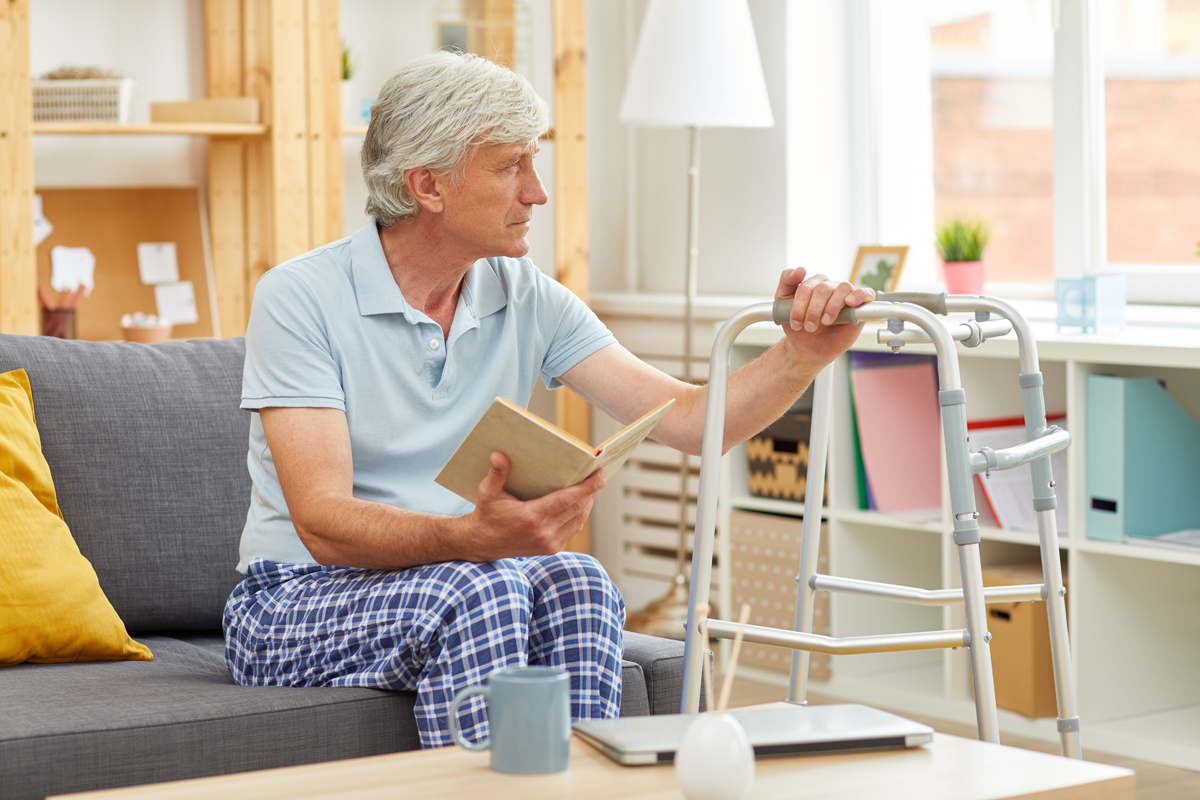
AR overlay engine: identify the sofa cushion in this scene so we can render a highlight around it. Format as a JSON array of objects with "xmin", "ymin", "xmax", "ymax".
[
  {"xmin": 620, "ymin": 630, "xmax": 708, "ymax": 715},
  {"xmin": 0, "ymin": 368, "xmax": 152, "ymax": 666},
  {"xmin": 0, "ymin": 633, "xmax": 654, "ymax": 800},
  {"xmin": 0, "ymin": 335, "xmax": 252, "ymax": 632}
]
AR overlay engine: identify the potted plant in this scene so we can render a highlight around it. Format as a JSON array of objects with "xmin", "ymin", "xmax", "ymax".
[
  {"xmin": 341, "ymin": 41, "xmax": 360, "ymax": 129},
  {"xmin": 936, "ymin": 216, "xmax": 991, "ymax": 295}
]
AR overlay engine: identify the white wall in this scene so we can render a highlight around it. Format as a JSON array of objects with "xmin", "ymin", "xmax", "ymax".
[{"xmin": 588, "ymin": 0, "xmax": 790, "ymax": 297}]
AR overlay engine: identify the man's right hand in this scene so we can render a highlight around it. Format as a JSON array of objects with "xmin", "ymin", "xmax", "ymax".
[{"xmin": 459, "ymin": 451, "xmax": 606, "ymax": 560}]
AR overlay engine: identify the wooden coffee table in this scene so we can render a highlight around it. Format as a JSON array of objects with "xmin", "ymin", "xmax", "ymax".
[{"xmin": 53, "ymin": 730, "xmax": 1133, "ymax": 800}]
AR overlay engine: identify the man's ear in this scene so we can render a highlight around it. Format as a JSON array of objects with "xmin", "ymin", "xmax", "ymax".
[{"xmin": 404, "ymin": 167, "xmax": 444, "ymax": 214}]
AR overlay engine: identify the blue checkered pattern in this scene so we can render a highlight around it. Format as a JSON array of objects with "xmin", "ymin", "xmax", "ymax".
[{"xmin": 223, "ymin": 553, "xmax": 625, "ymax": 748}]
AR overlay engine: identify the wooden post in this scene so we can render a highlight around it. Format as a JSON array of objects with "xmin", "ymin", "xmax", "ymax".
[
  {"xmin": 305, "ymin": 0, "xmax": 343, "ymax": 250},
  {"xmin": 205, "ymin": 0, "xmax": 249, "ymax": 337},
  {"xmin": 270, "ymin": 0, "xmax": 311, "ymax": 264},
  {"xmin": 553, "ymin": 0, "xmax": 591, "ymax": 553},
  {"xmin": 0, "ymin": 0, "xmax": 37, "ymax": 335},
  {"xmin": 243, "ymin": 0, "xmax": 274, "ymax": 309}
]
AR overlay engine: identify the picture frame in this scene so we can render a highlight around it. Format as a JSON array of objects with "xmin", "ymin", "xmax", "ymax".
[{"xmin": 850, "ymin": 245, "xmax": 909, "ymax": 293}]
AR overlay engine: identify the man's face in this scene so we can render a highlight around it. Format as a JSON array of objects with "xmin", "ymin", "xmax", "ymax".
[{"xmin": 437, "ymin": 140, "xmax": 548, "ymax": 261}]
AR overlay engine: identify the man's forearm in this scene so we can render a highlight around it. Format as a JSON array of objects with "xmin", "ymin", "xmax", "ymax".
[
  {"xmin": 719, "ymin": 339, "xmax": 823, "ymax": 451},
  {"xmin": 293, "ymin": 494, "xmax": 470, "ymax": 570}
]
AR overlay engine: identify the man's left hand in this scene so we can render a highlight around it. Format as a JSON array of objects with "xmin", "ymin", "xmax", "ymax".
[{"xmin": 775, "ymin": 267, "xmax": 876, "ymax": 368}]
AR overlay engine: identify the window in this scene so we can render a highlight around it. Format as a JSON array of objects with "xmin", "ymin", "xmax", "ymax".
[
  {"xmin": 1104, "ymin": 0, "xmax": 1200, "ymax": 270},
  {"xmin": 917, "ymin": 0, "xmax": 1200, "ymax": 305},
  {"xmin": 929, "ymin": 2, "xmax": 1055, "ymax": 285}
]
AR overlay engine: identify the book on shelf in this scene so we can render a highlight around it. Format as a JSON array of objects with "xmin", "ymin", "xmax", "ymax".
[
  {"xmin": 436, "ymin": 397, "xmax": 675, "ymax": 504},
  {"xmin": 848, "ymin": 352, "xmax": 941, "ymax": 521}
]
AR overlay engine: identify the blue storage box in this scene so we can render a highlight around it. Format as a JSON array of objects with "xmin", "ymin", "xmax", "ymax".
[{"xmin": 1057, "ymin": 275, "xmax": 1125, "ymax": 334}]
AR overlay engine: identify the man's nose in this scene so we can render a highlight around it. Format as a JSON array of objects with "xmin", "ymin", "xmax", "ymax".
[{"xmin": 523, "ymin": 167, "xmax": 549, "ymax": 206}]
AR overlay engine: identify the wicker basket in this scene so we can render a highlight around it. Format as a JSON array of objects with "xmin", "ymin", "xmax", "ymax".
[{"xmin": 33, "ymin": 79, "xmax": 134, "ymax": 123}]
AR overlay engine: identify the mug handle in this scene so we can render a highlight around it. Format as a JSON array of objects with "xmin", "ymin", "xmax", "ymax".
[{"xmin": 449, "ymin": 685, "xmax": 490, "ymax": 752}]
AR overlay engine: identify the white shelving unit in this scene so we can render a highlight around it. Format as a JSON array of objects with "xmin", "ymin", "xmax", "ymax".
[{"xmin": 592, "ymin": 295, "xmax": 1200, "ymax": 772}]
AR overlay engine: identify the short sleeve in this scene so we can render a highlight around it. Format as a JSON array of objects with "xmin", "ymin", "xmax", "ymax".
[
  {"xmin": 534, "ymin": 268, "xmax": 617, "ymax": 390},
  {"xmin": 241, "ymin": 268, "xmax": 346, "ymax": 410}
]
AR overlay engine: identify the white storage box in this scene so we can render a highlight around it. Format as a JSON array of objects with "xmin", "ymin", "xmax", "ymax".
[{"xmin": 33, "ymin": 79, "xmax": 134, "ymax": 123}]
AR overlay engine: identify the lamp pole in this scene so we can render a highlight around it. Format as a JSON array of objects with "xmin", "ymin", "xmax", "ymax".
[{"xmin": 625, "ymin": 125, "xmax": 706, "ymax": 638}]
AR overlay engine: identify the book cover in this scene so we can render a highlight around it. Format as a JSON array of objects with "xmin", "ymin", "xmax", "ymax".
[
  {"xmin": 848, "ymin": 352, "xmax": 941, "ymax": 520},
  {"xmin": 436, "ymin": 397, "xmax": 675, "ymax": 504}
]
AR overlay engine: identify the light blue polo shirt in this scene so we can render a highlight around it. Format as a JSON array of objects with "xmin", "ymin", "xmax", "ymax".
[{"xmin": 236, "ymin": 222, "xmax": 617, "ymax": 572}]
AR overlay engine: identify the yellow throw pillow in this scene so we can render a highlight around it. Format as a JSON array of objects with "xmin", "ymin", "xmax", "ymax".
[{"xmin": 0, "ymin": 368, "xmax": 152, "ymax": 666}]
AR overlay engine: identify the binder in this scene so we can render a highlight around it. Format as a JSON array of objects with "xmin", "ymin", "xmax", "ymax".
[
  {"xmin": 1085, "ymin": 374, "xmax": 1200, "ymax": 542},
  {"xmin": 849, "ymin": 352, "xmax": 941, "ymax": 519}
]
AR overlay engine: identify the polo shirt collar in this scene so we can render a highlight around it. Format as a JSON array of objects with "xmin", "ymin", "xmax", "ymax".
[
  {"xmin": 351, "ymin": 222, "xmax": 509, "ymax": 323},
  {"xmin": 461, "ymin": 259, "xmax": 508, "ymax": 322},
  {"xmin": 351, "ymin": 222, "xmax": 409, "ymax": 317}
]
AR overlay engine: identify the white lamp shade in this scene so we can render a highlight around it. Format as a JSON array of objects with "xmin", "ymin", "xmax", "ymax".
[{"xmin": 619, "ymin": 0, "xmax": 774, "ymax": 129}]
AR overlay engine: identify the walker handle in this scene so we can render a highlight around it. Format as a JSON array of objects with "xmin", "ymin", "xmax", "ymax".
[{"xmin": 772, "ymin": 291, "xmax": 950, "ymax": 328}]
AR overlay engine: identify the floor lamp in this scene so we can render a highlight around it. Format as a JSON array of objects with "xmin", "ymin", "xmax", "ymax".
[{"xmin": 619, "ymin": 0, "xmax": 773, "ymax": 639}]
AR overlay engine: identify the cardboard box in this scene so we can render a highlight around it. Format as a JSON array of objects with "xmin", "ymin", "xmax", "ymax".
[
  {"xmin": 729, "ymin": 510, "xmax": 830, "ymax": 682},
  {"xmin": 983, "ymin": 562, "xmax": 1066, "ymax": 718},
  {"xmin": 150, "ymin": 98, "xmax": 260, "ymax": 124}
]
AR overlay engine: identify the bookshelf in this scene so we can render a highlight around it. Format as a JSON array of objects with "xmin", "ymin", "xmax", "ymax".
[
  {"xmin": 592, "ymin": 294, "xmax": 1200, "ymax": 772},
  {"xmin": 0, "ymin": 0, "xmax": 345, "ymax": 339}
]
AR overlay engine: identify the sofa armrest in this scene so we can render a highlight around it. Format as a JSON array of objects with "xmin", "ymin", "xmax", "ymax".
[{"xmin": 621, "ymin": 631, "xmax": 709, "ymax": 715}]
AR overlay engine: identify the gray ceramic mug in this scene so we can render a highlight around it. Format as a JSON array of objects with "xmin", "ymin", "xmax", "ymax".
[{"xmin": 448, "ymin": 666, "xmax": 572, "ymax": 774}]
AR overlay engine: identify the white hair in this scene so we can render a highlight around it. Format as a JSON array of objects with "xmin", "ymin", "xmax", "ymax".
[{"xmin": 361, "ymin": 51, "xmax": 550, "ymax": 226}]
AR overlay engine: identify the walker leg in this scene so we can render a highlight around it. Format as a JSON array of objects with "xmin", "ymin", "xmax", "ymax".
[
  {"xmin": 958, "ymin": 541, "xmax": 1001, "ymax": 743},
  {"xmin": 1037, "ymin": 503, "xmax": 1083, "ymax": 759},
  {"xmin": 941, "ymin": 388, "xmax": 1001, "ymax": 744},
  {"xmin": 788, "ymin": 362, "xmax": 837, "ymax": 705},
  {"xmin": 1021, "ymin": 371, "xmax": 1082, "ymax": 759}
]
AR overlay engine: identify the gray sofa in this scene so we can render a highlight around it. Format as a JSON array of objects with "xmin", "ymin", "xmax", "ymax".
[{"xmin": 0, "ymin": 334, "xmax": 692, "ymax": 799}]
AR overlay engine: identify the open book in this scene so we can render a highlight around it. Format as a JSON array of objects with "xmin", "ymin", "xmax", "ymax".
[{"xmin": 435, "ymin": 397, "xmax": 675, "ymax": 504}]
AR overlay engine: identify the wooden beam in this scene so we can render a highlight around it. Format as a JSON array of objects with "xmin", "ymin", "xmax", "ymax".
[
  {"xmin": 205, "ymin": 0, "xmax": 248, "ymax": 337},
  {"xmin": 0, "ymin": 0, "xmax": 37, "ymax": 335},
  {"xmin": 553, "ymin": 0, "xmax": 591, "ymax": 553},
  {"xmin": 243, "ymin": 0, "xmax": 274, "ymax": 306},
  {"xmin": 271, "ymin": 0, "xmax": 311, "ymax": 264},
  {"xmin": 305, "ymin": 0, "xmax": 343, "ymax": 249}
]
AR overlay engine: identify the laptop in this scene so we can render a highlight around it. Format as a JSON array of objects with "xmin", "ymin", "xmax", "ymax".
[{"xmin": 573, "ymin": 704, "xmax": 934, "ymax": 766}]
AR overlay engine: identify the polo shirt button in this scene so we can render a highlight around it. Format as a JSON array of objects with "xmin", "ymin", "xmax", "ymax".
[{"xmin": 429, "ymin": 339, "xmax": 440, "ymax": 350}]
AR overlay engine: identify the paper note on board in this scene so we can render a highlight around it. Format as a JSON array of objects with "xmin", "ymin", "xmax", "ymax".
[
  {"xmin": 154, "ymin": 281, "xmax": 199, "ymax": 325},
  {"xmin": 49, "ymin": 246, "xmax": 95, "ymax": 294},
  {"xmin": 137, "ymin": 242, "xmax": 181, "ymax": 284},
  {"xmin": 33, "ymin": 195, "xmax": 53, "ymax": 246}
]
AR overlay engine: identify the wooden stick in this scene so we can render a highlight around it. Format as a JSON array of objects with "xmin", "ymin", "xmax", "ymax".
[
  {"xmin": 717, "ymin": 603, "xmax": 752, "ymax": 714},
  {"xmin": 697, "ymin": 603, "xmax": 715, "ymax": 713}
]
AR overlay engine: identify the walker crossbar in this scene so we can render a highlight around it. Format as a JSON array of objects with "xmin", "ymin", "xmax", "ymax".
[
  {"xmin": 681, "ymin": 292, "xmax": 1081, "ymax": 760},
  {"xmin": 808, "ymin": 575, "xmax": 1045, "ymax": 606},
  {"xmin": 702, "ymin": 619, "xmax": 969, "ymax": 655}
]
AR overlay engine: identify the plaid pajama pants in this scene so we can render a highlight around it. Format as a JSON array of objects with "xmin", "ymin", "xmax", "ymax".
[{"xmin": 223, "ymin": 553, "xmax": 625, "ymax": 748}]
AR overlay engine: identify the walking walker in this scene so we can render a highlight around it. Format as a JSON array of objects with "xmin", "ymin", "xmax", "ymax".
[{"xmin": 680, "ymin": 292, "xmax": 1082, "ymax": 759}]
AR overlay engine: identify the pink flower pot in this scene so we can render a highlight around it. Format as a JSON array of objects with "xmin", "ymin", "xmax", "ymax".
[{"xmin": 943, "ymin": 260, "xmax": 986, "ymax": 295}]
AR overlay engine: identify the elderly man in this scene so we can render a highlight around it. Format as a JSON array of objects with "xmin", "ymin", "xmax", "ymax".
[{"xmin": 222, "ymin": 51, "xmax": 873, "ymax": 749}]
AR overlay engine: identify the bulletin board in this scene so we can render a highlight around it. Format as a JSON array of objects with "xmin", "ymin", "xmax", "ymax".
[{"xmin": 35, "ymin": 187, "xmax": 216, "ymax": 342}]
